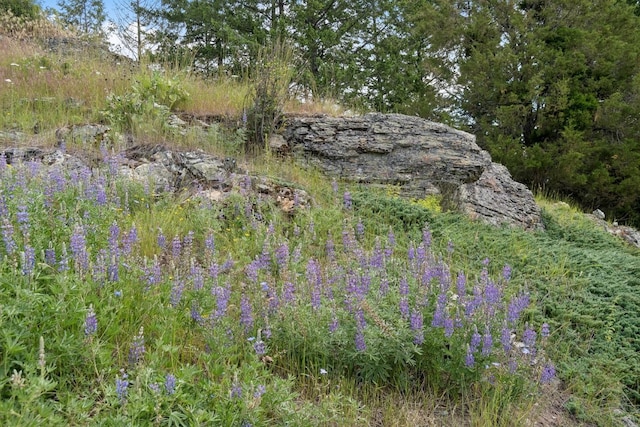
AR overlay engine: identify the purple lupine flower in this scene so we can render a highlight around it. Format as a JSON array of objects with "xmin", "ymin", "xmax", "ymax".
[
  {"xmin": 108, "ymin": 222, "xmax": 120, "ymax": 255},
  {"xmin": 470, "ymin": 326, "xmax": 482, "ymax": 353},
  {"xmin": 484, "ymin": 280, "xmax": 501, "ymax": 307},
  {"xmin": 501, "ymin": 326, "xmax": 512, "ymax": 353},
  {"xmin": 183, "ymin": 231, "xmax": 194, "ymax": 255},
  {"xmin": 240, "ymin": 295, "xmax": 254, "ymax": 332},
  {"xmin": 231, "ymin": 382, "xmax": 242, "ymax": 399},
  {"xmin": 115, "ymin": 372, "xmax": 129, "ymax": 402},
  {"xmin": 221, "ymin": 257, "xmax": 234, "ymax": 272},
  {"xmin": 92, "ymin": 249, "xmax": 107, "ymax": 284},
  {"xmin": 325, "ymin": 238, "xmax": 335, "ymax": 260},
  {"xmin": 45, "ymin": 247, "xmax": 56, "ymax": 266},
  {"xmin": 540, "ymin": 363, "xmax": 556, "ymax": 384},
  {"xmin": 275, "ymin": 243, "xmax": 289, "ymax": 269},
  {"xmin": 95, "ymin": 184, "xmax": 107, "ymax": 205},
  {"xmin": 85, "ymin": 304, "xmax": 97, "ymax": 336},
  {"xmin": 21, "ymin": 246, "xmax": 36, "ymax": 275},
  {"xmin": 191, "ymin": 263, "xmax": 204, "ymax": 291},
  {"xmin": 171, "ymin": 235, "xmax": 181, "ymax": 259},
  {"xmin": 245, "ymin": 260, "xmax": 260, "ymax": 282},
  {"xmin": 447, "ymin": 240, "xmax": 454, "ymax": 254},
  {"xmin": 70, "ymin": 225, "xmax": 89, "ymax": 271},
  {"xmin": 481, "ymin": 326, "xmax": 493, "ymax": 357},
  {"xmin": 509, "ymin": 358, "xmax": 518, "ymax": 373},
  {"xmin": 465, "ymin": 347, "xmax": 475, "ymax": 368},
  {"xmin": 128, "ymin": 326, "xmax": 145, "ymax": 365},
  {"xmin": 164, "ymin": 373, "xmax": 176, "ymax": 395},
  {"xmin": 343, "ymin": 191, "xmax": 352, "ymax": 209},
  {"xmin": 208, "ymin": 262, "xmax": 219, "ymax": 281},
  {"xmin": 444, "ymin": 317, "xmax": 455, "ymax": 338},
  {"xmin": 282, "ymin": 281, "xmax": 295, "ymax": 304},
  {"xmin": 502, "ymin": 264, "xmax": 512, "ymax": 282},
  {"xmin": 523, "ymin": 325, "xmax": 537, "ymax": 349},
  {"xmin": 410, "ymin": 309, "xmax": 424, "ymax": 345},
  {"xmin": 157, "ymin": 230, "xmax": 166, "ymax": 249},
  {"xmin": 379, "ymin": 278, "xmax": 389, "ymax": 297},
  {"xmin": 541, "ymin": 323, "xmax": 550, "ymax": 338},
  {"xmin": 16, "ymin": 205, "xmax": 29, "ymax": 235},
  {"xmin": 431, "ymin": 293, "xmax": 447, "ymax": 327},
  {"xmin": 399, "ymin": 297, "xmax": 409, "ymax": 319},
  {"xmin": 407, "ymin": 244, "xmax": 415, "ymax": 261},
  {"xmin": 370, "ymin": 239, "xmax": 384, "ymax": 269},
  {"xmin": 399, "ymin": 277, "xmax": 409, "ymax": 296},
  {"xmin": 170, "ymin": 278, "xmax": 184, "ymax": 307},
  {"xmin": 329, "ymin": 316, "xmax": 339, "ymax": 333},
  {"xmin": 465, "ymin": 286, "xmax": 483, "ymax": 319},
  {"xmin": 355, "ymin": 330, "xmax": 366, "ymax": 352},
  {"xmin": 205, "ymin": 233, "xmax": 215, "ymax": 253},
  {"xmin": 149, "ymin": 383, "xmax": 160, "ymax": 394},
  {"xmin": 422, "ymin": 226, "xmax": 432, "ymax": 248},
  {"xmin": 122, "ymin": 225, "xmax": 137, "ymax": 255},
  {"xmin": 210, "ymin": 283, "xmax": 231, "ymax": 321},
  {"xmin": 191, "ymin": 301, "xmax": 203, "ymax": 324},
  {"xmin": 143, "ymin": 257, "xmax": 162, "ymax": 289},
  {"xmin": 355, "ymin": 309, "xmax": 366, "ymax": 330},
  {"xmin": 107, "ymin": 254, "xmax": 119, "ymax": 282},
  {"xmin": 506, "ymin": 293, "xmax": 530, "ymax": 325},
  {"xmin": 253, "ymin": 339, "xmax": 266, "ymax": 356},
  {"xmin": 355, "ymin": 220, "xmax": 364, "ymax": 237},
  {"xmin": 254, "ymin": 384, "xmax": 266, "ymax": 399}
]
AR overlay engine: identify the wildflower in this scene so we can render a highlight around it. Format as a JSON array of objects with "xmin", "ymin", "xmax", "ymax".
[
  {"xmin": 240, "ymin": 295, "xmax": 254, "ymax": 332},
  {"xmin": 282, "ymin": 281, "xmax": 295, "ymax": 304},
  {"xmin": 481, "ymin": 326, "xmax": 493, "ymax": 357},
  {"xmin": 205, "ymin": 233, "xmax": 215, "ymax": 253},
  {"xmin": 320, "ymin": 368, "xmax": 328, "ymax": 375},
  {"xmin": 85, "ymin": 304, "xmax": 98, "ymax": 336},
  {"xmin": 254, "ymin": 384, "xmax": 266, "ymax": 398},
  {"xmin": 540, "ymin": 363, "xmax": 556, "ymax": 384},
  {"xmin": 115, "ymin": 372, "xmax": 129, "ymax": 402},
  {"xmin": 2, "ymin": 218, "xmax": 18, "ymax": 255},
  {"xmin": 410, "ymin": 309, "xmax": 424, "ymax": 345},
  {"xmin": 164, "ymin": 373, "xmax": 176, "ymax": 395},
  {"xmin": 16, "ymin": 205, "xmax": 29, "ymax": 235},
  {"xmin": 21, "ymin": 246, "xmax": 35, "ymax": 276},
  {"xmin": 502, "ymin": 264, "xmax": 512, "ymax": 282},
  {"xmin": 171, "ymin": 235, "xmax": 181, "ymax": 258},
  {"xmin": 191, "ymin": 301, "xmax": 203, "ymax": 324},
  {"xmin": 541, "ymin": 323, "xmax": 550, "ymax": 338},
  {"xmin": 70, "ymin": 225, "xmax": 88, "ymax": 271},
  {"xmin": 275, "ymin": 243, "xmax": 289, "ymax": 269},
  {"xmin": 253, "ymin": 339, "xmax": 266, "ymax": 356},
  {"xmin": 157, "ymin": 230, "xmax": 166, "ymax": 249},
  {"xmin": 149, "ymin": 383, "xmax": 160, "ymax": 394},
  {"xmin": 500, "ymin": 326, "xmax": 512, "ymax": 353},
  {"xmin": 128, "ymin": 326, "xmax": 145, "ymax": 365},
  {"xmin": 506, "ymin": 293, "xmax": 530, "ymax": 325},
  {"xmin": 114, "ymin": 289, "xmax": 122, "ymax": 297},
  {"xmin": 329, "ymin": 316, "xmax": 339, "ymax": 333},
  {"xmin": 470, "ymin": 326, "xmax": 482, "ymax": 353},
  {"xmin": 45, "ymin": 248, "xmax": 56, "ymax": 266},
  {"xmin": 170, "ymin": 279, "xmax": 184, "ymax": 307},
  {"xmin": 444, "ymin": 317, "xmax": 454, "ymax": 338},
  {"xmin": 465, "ymin": 346, "xmax": 475, "ymax": 368},
  {"xmin": 355, "ymin": 220, "xmax": 364, "ymax": 236},
  {"xmin": 343, "ymin": 191, "xmax": 352, "ymax": 209},
  {"xmin": 523, "ymin": 325, "xmax": 537, "ymax": 349},
  {"xmin": 422, "ymin": 226, "xmax": 432, "ymax": 248},
  {"xmin": 231, "ymin": 382, "xmax": 242, "ymax": 399}
]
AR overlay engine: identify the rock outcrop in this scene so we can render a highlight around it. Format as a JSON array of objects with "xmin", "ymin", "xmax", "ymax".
[{"xmin": 276, "ymin": 113, "xmax": 544, "ymax": 231}]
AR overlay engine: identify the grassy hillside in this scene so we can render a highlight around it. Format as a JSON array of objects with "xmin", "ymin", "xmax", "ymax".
[{"xmin": 1, "ymin": 18, "xmax": 639, "ymax": 426}]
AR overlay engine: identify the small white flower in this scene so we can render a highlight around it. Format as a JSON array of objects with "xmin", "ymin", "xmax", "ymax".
[
  {"xmin": 40, "ymin": 66, "xmax": 46, "ymax": 70},
  {"xmin": 10, "ymin": 63, "xmax": 19, "ymax": 67},
  {"xmin": 4, "ymin": 79, "xmax": 12, "ymax": 83},
  {"xmin": 95, "ymin": 71, "xmax": 101, "ymax": 75},
  {"xmin": 320, "ymin": 368, "xmax": 327, "ymax": 375}
]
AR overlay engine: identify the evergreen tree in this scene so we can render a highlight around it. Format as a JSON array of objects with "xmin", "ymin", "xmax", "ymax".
[
  {"xmin": 411, "ymin": 0, "xmax": 640, "ymax": 225},
  {"xmin": 58, "ymin": 0, "xmax": 106, "ymax": 34}
]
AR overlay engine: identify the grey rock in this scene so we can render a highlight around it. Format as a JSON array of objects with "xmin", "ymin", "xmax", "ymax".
[
  {"xmin": 593, "ymin": 209, "xmax": 606, "ymax": 220},
  {"xmin": 455, "ymin": 163, "xmax": 544, "ymax": 230},
  {"xmin": 56, "ymin": 124, "xmax": 111, "ymax": 147},
  {"xmin": 279, "ymin": 113, "xmax": 543, "ymax": 230}
]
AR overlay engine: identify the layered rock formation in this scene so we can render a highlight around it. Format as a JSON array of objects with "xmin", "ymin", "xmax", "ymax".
[{"xmin": 276, "ymin": 113, "xmax": 544, "ymax": 230}]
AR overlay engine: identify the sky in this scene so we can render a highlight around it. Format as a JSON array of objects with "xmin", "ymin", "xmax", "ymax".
[{"xmin": 39, "ymin": 0, "xmax": 121, "ymax": 22}]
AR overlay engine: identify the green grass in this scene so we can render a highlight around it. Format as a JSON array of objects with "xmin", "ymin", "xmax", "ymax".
[{"xmin": 1, "ymin": 18, "xmax": 639, "ymax": 426}]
